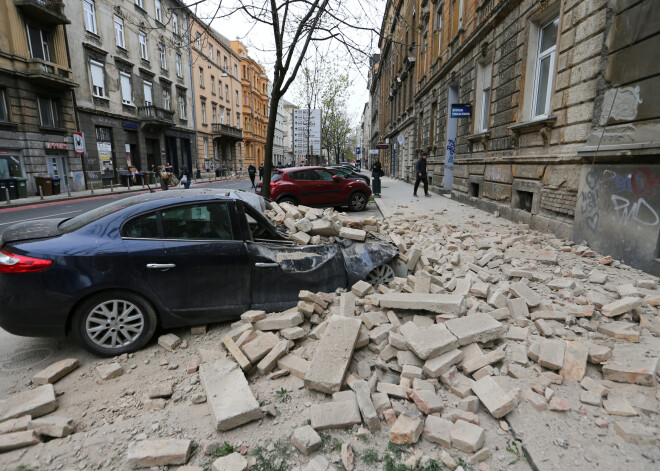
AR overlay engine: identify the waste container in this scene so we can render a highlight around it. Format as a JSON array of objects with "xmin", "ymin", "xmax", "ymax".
[
  {"xmin": 149, "ymin": 171, "xmax": 156, "ymax": 184},
  {"xmin": 0, "ymin": 178, "xmax": 18, "ymax": 201},
  {"xmin": 51, "ymin": 178, "xmax": 61, "ymax": 195},
  {"xmin": 134, "ymin": 173, "xmax": 143, "ymax": 185},
  {"xmin": 15, "ymin": 177, "xmax": 27, "ymax": 199},
  {"xmin": 215, "ymin": 168, "xmax": 221, "ymax": 177},
  {"xmin": 120, "ymin": 174, "xmax": 133, "ymax": 187},
  {"xmin": 35, "ymin": 176, "xmax": 53, "ymax": 196}
]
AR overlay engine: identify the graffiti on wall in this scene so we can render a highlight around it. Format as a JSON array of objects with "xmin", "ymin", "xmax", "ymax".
[{"xmin": 445, "ymin": 139, "xmax": 456, "ymax": 170}]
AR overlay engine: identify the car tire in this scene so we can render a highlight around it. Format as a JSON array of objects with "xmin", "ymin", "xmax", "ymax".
[
  {"xmin": 71, "ymin": 291, "xmax": 158, "ymax": 357},
  {"xmin": 277, "ymin": 195, "xmax": 298, "ymax": 206},
  {"xmin": 348, "ymin": 191, "xmax": 368, "ymax": 211}
]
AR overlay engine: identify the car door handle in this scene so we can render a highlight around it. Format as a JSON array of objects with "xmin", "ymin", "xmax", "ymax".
[
  {"xmin": 255, "ymin": 262, "xmax": 279, "ymax": 268},
  {"xmin": 146, "ymin": 263, "xmax": 176, "ymax": 269}
]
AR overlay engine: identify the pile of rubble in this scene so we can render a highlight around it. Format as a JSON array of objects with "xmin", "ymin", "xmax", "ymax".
[
  {"xmin": 1, "ymin": 210, "xmax": 658, "ymax": 470},
  {"xmin": 264, "ymin": 201, "xmax": 382, "ymax": 244}
]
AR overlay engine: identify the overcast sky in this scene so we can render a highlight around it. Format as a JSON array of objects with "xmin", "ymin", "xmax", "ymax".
[{"xmin": 191, "ymin": 0, "xmax": 385, "ymax": 127}]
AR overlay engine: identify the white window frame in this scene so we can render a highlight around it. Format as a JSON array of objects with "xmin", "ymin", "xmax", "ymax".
[
  {"xmin": 436, "ymin": 11, "xmax": 443, "ymax": 53},
  {"xmin": 199, "ymin": 67, "xmax": 204, "ymax": 87},
  {"xmin": 458, "ymin": 0, "xmax": 464, "ymax": 29},
  {"xmin": 176, "ymin": 53, "xmax": 182, "ymax": 77},
  {"xmin": 83, "ymin": 0, "xmax": 97, "ymax": 34},
  {"xmin": 211, "ymin": 76, "xmax": 215, "ymax": 94},
  {"xmin": 143, "ymin": 80, "xmax": 153, "ymax": 106},
  {"xmin": 0, "ymin": 89, "xmax": 8, "ymax": 122},
  {"xmin": 203, "ymin": 137, "xmax": 208, "ymax": 159},
  {"xmin": 212, "ymin": 106, "xmax": 217, "ymax": 123},
  {"xmin": 531, "ymin": 18, "xmax": 558, "ymax": 119},
  {"xmin": 90, "ymin": 60, "xmax": 106, "ymax": 98},
  {"xmin": 163, "ymin": 88, "xmax": 171, "ymax": 110},
  {"xmin": 474, "ymin": 61, "xmax": 492, "ymax": 132},
  {"xmin": 135, "ymin": 0, "xmax": 144, "ymax": 9},
  {"xmin": 209, "ymin": 45, "xmax": 213, "ymax": 60},
  {"xmin": 155, "ymin": 0, "xmax": 163, "ymax": 23},
  {"xmin": 179, "ymin": 94, "xmax": 186, "ymax": 119},
  {"xmin": 37, "ymin": 97, "xmax": 58, "ymax": 127},
  {"xmin": 120, "ymin": 72, "xmax": 133, "ymax": 105},
  {"xmin": 172, "ymin": 14, "xmax": 179, "ymax": 35},
  {"xmin": 158, "ymin": 43, "xmax": 167, "ymax": 70},
  {"xmin": 220, "ymin": 108, "xmax": 224, "ymax": 124},
  {"xmin": 225, "ymin": 85, "xmax": 229, "ymax": 101},
  {"xmin": 196, "ymin": 33, "xmax": 201, "ymax": 51},
  {"xmin": 235, "ymin": 90, "xmax": 238, "ymax": 105},
  {"xmin": 26, "ymin": 25, "xmax": 51, "ymax": 62},
  {"xmin": 114, "ymin": 15, "xmax": 125, "ymax": 48},
  {"xmin": 139, "ymin": 31, "xmax": 148, "ymax": 60},
  {"xmin": 201, "ymin": 101, "xmax": 207, "ymax": 124}
]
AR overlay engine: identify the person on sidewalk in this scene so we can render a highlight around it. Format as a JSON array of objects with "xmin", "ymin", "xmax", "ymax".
[
  {"xmin": 371, "ymin": 157, "xmax": 383, "ymax": 197},
  {"xmin": 247, "ymin": 164, "xmax": 257, "ymax": 188},
  {"xmin": 178, "ymin": 165, "xmax": 191, "ymax": 189},
  {"xmin": 258, "ymin": 163, "xmax": 264, "ymax": 180},
  {"xmin": 414, "ymin": 154, "xmax": 431, "ymax": 197}
]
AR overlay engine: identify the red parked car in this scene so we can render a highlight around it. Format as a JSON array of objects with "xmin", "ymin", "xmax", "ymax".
[{"xmin": 256, "ymin": 166, "xmax": 372, "ymax": 211}]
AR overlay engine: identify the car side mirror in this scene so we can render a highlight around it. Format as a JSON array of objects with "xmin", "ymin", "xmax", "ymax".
[{"xmin": 332, "ymin": 175, "xmax": 341, "ymax": 182}]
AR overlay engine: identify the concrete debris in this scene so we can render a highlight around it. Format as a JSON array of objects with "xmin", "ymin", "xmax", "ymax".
[
  {"xmin": 96, "ymin": 362, "xmax": 124, "ymax": 380},
  {"xmin": 389, "ymin": 414, "xmax": 424, "ymax": 444},
  {"xmin": 310, "ymin": 398, "xmax": 361, "ymax": 430},
  {"xmin": 158, "ymin": 333, "xmax": 182, "ymax": 351},
  {"xmin": 450, "ymin": 420, "xmax": 485, "ymax": 453},
  {"xmin": 212, "ymin": 452, "xmax": 248, "ymax": 471},
  {"xmin": 0, "ymin": 430, "xmax": 40, "ymax": 452},
  {"xmin": 126, "ymin": 438, "xmax": 192, "ymax": 467},
  {"xmin": 32, "ymin": 358, "xmax": 79, "ymax": 385},
  {"xmin": 292, "ymin": 425, "xmax": 322, "ymax": 455},
  {"xmin": 27, "ymin": 416, "xmax": 74, "ymax": 438},
  {"xmin": 0, "ymin": 384, "xmax": 57, "ymax": 421}
]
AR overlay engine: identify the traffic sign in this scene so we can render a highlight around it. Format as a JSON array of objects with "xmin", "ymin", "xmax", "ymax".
[
  {"xmin": 356, "ymin": 147, "xmax": 360, "ymax": 155},
  {"xmin": 73, "ymin": 132, "xmax": 85, "ymax": 154}
]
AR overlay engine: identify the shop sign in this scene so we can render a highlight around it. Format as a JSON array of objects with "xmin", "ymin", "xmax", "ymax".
[
  {"xmin": 73, "ymin": 132, "xmax": 85, "ymax": 154},
  {"xmin": 46, "ymin": 142, "xmax": 68, "ymax": 150},
  {"xmin": 122, "ymin": 122, "xmax": 139, "ymax": 129}
]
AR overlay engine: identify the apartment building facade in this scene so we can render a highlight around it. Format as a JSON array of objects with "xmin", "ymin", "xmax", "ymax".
[
  {"xmin": 231, "ymin": 40, "xmax": 268, "ymax": 168},
  {"xmin": 376, "ymin": 0, "xmax": 659, "ymax": 274},
  {"xmin": 281, "ymin": 99, "xmax": 296, "ymax": 165},
  {"xmin": 0, "ymin": 0, "xmax": 81, "ymax": 195},
  {"xmin": 190, "ymin": 21, "xmax": 243, "ymax": 173},
  {"xmin": 273, "ymin": 98, "xmax": 286, "ymax": 165}
]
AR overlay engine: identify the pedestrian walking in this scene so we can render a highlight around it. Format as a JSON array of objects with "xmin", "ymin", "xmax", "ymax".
[
  {"xmin": 178, "ymin": 165, "xmax": 191, "ymax": 189},
  {"xmin": 414, "ymin": 154, "xmax": 430, "ymax": 197},
  {"xmin": 371, "ymin": 157, "xmax": 383, "ymax": 197},
  {"xmin": 247, "ymin": 164, "xmax": 257, "ymax": 188},
  {"xmin": 159, "ymin": 165, "xmax": 169, "ymax": 190},
  {"xmin": 258, "ymin": 163, "xmax": 264, "ymax": 180}
]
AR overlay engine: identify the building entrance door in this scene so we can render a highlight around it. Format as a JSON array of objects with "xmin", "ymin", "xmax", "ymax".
[
  {"xmin": 444, "ymin": 83, "xmax": 459, "ymax": 190},
  {"xmin": 145, "ymin": 138, "xmax": 160, "ymax": 171},
  {"xmin": 46, "ymin": 154, "xmax": 67, "ymax": 191}
]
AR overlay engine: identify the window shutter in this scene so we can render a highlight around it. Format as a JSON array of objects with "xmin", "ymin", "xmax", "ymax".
[
  {"xmin": 144, "ymin": 82, "xmax": 153, "ymax": 104},
  {"xmin": 91, "ymin": 62, "xmax": 104, "ymax": 88},
  {"xmin": 483, "ymin": 62, "xmax": 492, "ymax": 89},
  {"xmin": 120, "ymin": 74, "xmax": 131, "ymax": 103}
]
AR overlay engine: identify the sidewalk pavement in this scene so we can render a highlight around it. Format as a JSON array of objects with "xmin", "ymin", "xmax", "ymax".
[{"xmin": 0, "ymin": 174, "xmax": 246, "ymax": 210}]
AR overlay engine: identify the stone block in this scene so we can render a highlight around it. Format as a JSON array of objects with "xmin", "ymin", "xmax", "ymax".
[
  {"xmin": 305, "ymin": 315, "xmax": 362, "ymax": 393},
  {"xmin": 351, "ymin": 280, "xmax": 373, "ymax": 297},
  {"xmin": 423, "ymin": 349, "xmax": 464, "ymax": 378},
  {"xmin": 291, "ymin": 231, "xmax": 311, "ymax": 245},
  {"xmin": 212, "ymin": 452, "xmax": 248, "ymax": 471},
  {"xmin": 602, "ymin": 344, "xmax": 658, "ymax": 386},
  {"xmin": 340, "ymin": 227, "xmax": 367, "ymax": 241},
  {"xmin": 310, "ymin": 218, "xmax": 339, "ymax": 236},
  {"xmin": 362, "ymin": 310, "xmax": 389, "ymax": 329},
  {"xmin": 158, "ymin": 333, "xmax": 182, "ymax": 351},
  {"xmin": 254, "ymin": 310, "xmax": 304, "ymax": 331},
  {"xmin": 471, "ymin": 376, "xmax": 516, "ymax": 418},
  {"xmin": 560, "ymin": 341, "xmax": 588, "ymax": 381},
  {"xmin": 347, "ymin": 377, "xmax": 380, "ymax": 432},
  {"xmin": 377, "ymin": 382, "xmax": 412, "ymax": 399},
  {"xmin": 369, "ymin": 323, "xmax": 395, "ymax": 343},
  {"xmin": 580, "ymin": 391, "xmax": 602, "ymax": 406},
  {"xmin": 126, "ymin": 439, "xmax": 192, "ymax": 467},
  {"xmin": 0, "ymin": 384, "xmax": 57, "ymax": 421},
  {"xmin": 411, "ymin": 390, "xmax": 443, "ymax": 414},
  {"xmin": 199, "ymin": 359, "xmax": 262, "ymax": 431},
  {"xmin": 510, "ymin": 281, "xmax": 542, "ymax": 307},
  {"xmin": 444, "ymin": 313, "xmax": 505, "ymax": 346},
  {"xmin": 401, "ymin": 365, "xmax": 423, "ymax": 379},
  {"xmin": 277, "ymin": 353, "xmax": 309, "ymax": 379},
  {"xmin": 450, "ymin": 420, "xmax": 485, "ymax": 453},
  {"xmin": 462, "ymin": 348, "xmax": 505, "ymax": 375},
  {"xmin": 291, "ymin": 425, "xmax": 322, "ymax": 455},
  {"xmin": 0, "ymin": 430, "xmax": 39, "ymax": 453},
  {"xmin": 222, "ymin": 336, "xmax": 252, "ymax": 372},
  {"xmin": 603, "ymin": 396, "xmax": 637, "ymax": 416},
  {"xmin": 614, "ymin": 422, "xmax": 658, "ymax": 445},
  {"xmin": 378, "ymin": 293, "xmax": 466, "ymax": 315},
  {"xmin": 96, "ymin": 362, "xmax": 124, "ymax": 380},
  {"xmin": 241, "ymin": 333, "xmax": 281, "ymax": 363},
  {"xmin": 406, "ymin": 323, "xmax": 459, "ymax": 360},
  {"xmin": 423, "ymin": 415, "xmax": 452, "ymax": 447},
  {"xmin": 28, "ymin": 416, "xmax": 73, "ymax": 438},
  {"xmin": 310, "ymin": 399, "xmax": 362, "ymax": 430},
  {"xmin": 339, "ymin": 292, "xmax": 357, "ymax": 316},
  {"xmin": 32, "ymin": 358, "xmax": 79, "ymax": 385},
  {"xmin": 390, "ymin": 414, "xmax": 424, "ymax": 444},
  {"xmin": 598, "ymin": 321, "xmax": 640, "ymax": 342},
  {"xmin": 280, "ymin": 326, "xmax": 306, "ymax": 340},
  {"xmin": 538, "ymin": 339, "xmax": 566, "ymax": 370},
  {"xmin": 257, "ymin": 340, "xmax": 289, "ymax": 375},
  {"xmin": 0, "ymin": 415, "xmax": 31, "ymax": 434},
  {"xmin": 241, "ymin": 310, "xmax": 267, "ymax": 322},
  {"xmin": 601, "ymin": 297, "xmax": 644, "ymax": 317}
]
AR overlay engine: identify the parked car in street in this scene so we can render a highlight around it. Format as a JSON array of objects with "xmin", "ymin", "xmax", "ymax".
[
  {"xmin": 0, "ymin": 189, "xmax": 401, "ymax": 356},
  {"xmin": 256, "ymin": 166, "xmax": 371, "ymax": 211},
  {"xmin": 326, "ymin": 165, "xmax": 371, "ymax": 186}
]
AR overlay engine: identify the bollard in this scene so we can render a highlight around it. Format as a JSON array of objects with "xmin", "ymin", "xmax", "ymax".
[
  {"xmin": 127, "ymin": 178, "xmax": 131, "ymax": 190},
  {"xmin": 110, "ymin": 181, "xmax": 114, "ymax": 192},
  {"xmin": 39, "ymin": 185, "xmax": 44, "ymax": 200},
  {"xmin": 90, "ymin": 184, "xmax": 94, "ymax": 195},
  {"xmin": 5, "ymin": 187, "xmax": 9, "ymax": 205},
  {"xmin": 66, "ymin": 176, "xmax": 72, "ymax": 197}
]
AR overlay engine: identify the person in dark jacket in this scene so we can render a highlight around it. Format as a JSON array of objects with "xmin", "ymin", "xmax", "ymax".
[
  {"xmin": 247, "ymin": 164, "xmax": 257, "ymax": 188},
  {"xmin": 258, "ymin": 163, "xmax": 264, "ymax": 180},
  {"xmin": 178, "ymin": 165, "xmax": 191, "ymax": 189},
  {"xmin": 414, "ymin": 154, "xmax": 430, "ymax": 197},
  {"xmin": 371, "ymin": 157, "xmax": 383, "ymax": 197}
]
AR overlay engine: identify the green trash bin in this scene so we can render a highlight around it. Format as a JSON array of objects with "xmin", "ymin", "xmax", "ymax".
[
  {"xmin": 15, "ymin": 177, "xmax": 27, "ymax": 199},
  {"xmin": 149, "ymin": 171, "xmax": 156, "ymax": 184}
]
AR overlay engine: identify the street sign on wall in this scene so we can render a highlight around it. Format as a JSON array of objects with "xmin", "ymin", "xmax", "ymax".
[
  {"xmin": 293, "ymin": 109, "xmax": 321, "ymax": 157},
  {"xmin": 451, "ymin": 104, "xmax": 472, "ymax": 118}
]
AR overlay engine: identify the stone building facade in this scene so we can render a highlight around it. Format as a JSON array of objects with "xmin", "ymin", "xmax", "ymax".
[
  {"xmin": 0, "ymin": 0, "xmax": 81, "ymax": 195},
  {"xmin": 64, "ymin": 0, "xmax": 195, "ymax": 188},
  {"xmin": 231, "ymin": 41, "xmax": 269, "ymax": 168},
  {"xmin": 375, "ymin": 0, "xmax": 659, "ymax": 274},
  {"xmin": 189, "ymin": 20, "xmax": 243, "ymax": 173}
]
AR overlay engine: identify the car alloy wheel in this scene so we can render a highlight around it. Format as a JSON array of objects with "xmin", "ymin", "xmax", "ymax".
[
  {"xmin": 278, "ymin": 196, "xmax": 298, "ymax": 206},
  {"xmin": 85, "ymin": 299, "xmax": 145, "ymax": 349},
  {"xmin": 366, "ymin": 263, "xmax": 396, "ymax": 286},
  {"xmin": 348, "ymin": 192, "xmax": 367, "ymax": 211}
]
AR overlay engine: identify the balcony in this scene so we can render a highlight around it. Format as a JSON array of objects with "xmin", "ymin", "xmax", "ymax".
[
  {"xmin": 15, "ymin": 0, "xmax": 70, "ymax": 24},
  {"xmin": 212, "ymin": 123, "xmax": 243, "ymax": 141},
  {"xmin": 138, "ymin": 106, "xmax": 175, "ymax": 127},
  {"xmin": 27, "ymin": 59, "xmax": 76, "ymax": 88}
]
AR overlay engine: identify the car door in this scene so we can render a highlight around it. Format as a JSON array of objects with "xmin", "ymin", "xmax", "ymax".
[
  {"xmin": 313, "ymin": 168, "xmax": 344, "ymax": 204},
  {"xmin": 122, "ymin": 201, "xmax": 250, "ymax": 325}
]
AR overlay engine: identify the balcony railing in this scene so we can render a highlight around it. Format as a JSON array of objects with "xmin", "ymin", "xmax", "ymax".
[
  {"xmin": 138, "ymin": 106, "xmax": 175, "ymax": 125},
  {"xmin": 27, "ymin": 59, "xmax": 76, "ymax": 88},
  {"xmin": 15, "ymin": 0, "xmax": 69, "ymax": 24},
  {"xmin": 212, "ymin": 123, "xmax": 243, "ymax": 140}
]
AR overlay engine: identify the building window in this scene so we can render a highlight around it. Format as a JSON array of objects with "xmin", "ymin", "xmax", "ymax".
[
  {"xmin": 203, "ymin": 138, "xmax": 208, "ymax": 159},
  {"xmin": 158, "ymin": 43, "xmax": 167, "ymax": 70},
  {"xmin": 243, "ymin": 65, "xmax": 246, "ymax": 78},
  {"xmin": 135, "ymin": 0, "xmax": 144, "ymax": 8},
  {"xmin": 120, "ymin": 72, "xmax": 133, "ymax": 105},
  {"xmin": 237, "ymin": 112, "xmax": 240, "ymax": 128},
  {"xmin": 199, "ymin": 67, "xmax": 204, "ymax": 87},
  {"xmin": 196, "ymin": 33, "xmax": 201, "ymax": 50},
  {"xmin": 218, "ymin": 81, "xmax": 223, "ymax": 98},
  {"xmin": 223, "ymin": 56, "xmax": 227, "ymax": 71},
  {"xmin": 532, "ymin": 18, "xmax": 559, "ymax": 118},
  {"xmin": 114, "ymin": 16, "xmax": 125, "ymax": 48},
  {"xmin": 458, "ymin": 0, "xmax": 464, "ymax": 29},
  {"xmin": 479, "ymin": 62, "xmax": 492, "ymax": 131},
  {"xmin": 172, "ymin": 14, "xmax": 179, "ymax": 35},
  {"xmin": 211, "ymin": 76, "xmax": 215, "ymax": 94},
  {"xmin": 37, "ymin": 97, "xmax": 58, "ymax": 127},
  {"xmin": 143, "ymin": 80, "xmax": 153, "ymax": 106},
  {"xmin": 176, "ymin": 53, "xmax": 182, "ymax": 77},
  {"xmin": 83, "ymin": 0, "xmax": 97, "ymax": 34},
  {"xmin": 90, "ymin": 60, "xmax": 106, "ymax": 97},
  {"xmin": 434, "ymin": 10, "xmax": 442, "ymax": 57},
  {"xmin": 139, "ymin": 31, "xmax": 148, "ymax": 60},
  {"xmin": 235, "ymin": 90, "xmax": 238, "ymax": 105},
  {"xmin": 155, "ymin": 0, "xmax": 162, "ymax": 23},
  {"xmin": 220, "ymin": 109, "xmax": 224, "ymax": 124},
  {"xmin": 26, "ymin": 25, "xmax": 50, "ymax": 61},
  {"xmin": 225, "ymin": 85, "xmax": 229, "ymax": 101},
  {"xmin": 201, "ymin": 101, "xmax": 206, "ymax": 124},
  {"xmin": 0, "ymin": 90, "xmax": 8, "ymax": 122},
  {"xmin": 212, "ymin": 106, "xmax": 217, "ymax": 123},
  {"xmin": 163, "ymin": 88, "xmax": 171, "ymax": 110},
  {"xmin": 209, "ymin": 45, "xmax": 213, "ymax": 60},
  {"xmin": 179, "ymin": 94, "xmax": 186, "ymax": 119},
  {"xmin": 234, "ymin": 64, "xmax": 237, "ymax": 77}
]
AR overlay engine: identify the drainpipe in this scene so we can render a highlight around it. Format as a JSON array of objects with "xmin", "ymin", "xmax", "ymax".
[{"xmin": 185, "ymin": 13, "xmax": 200, "ymax": 178}]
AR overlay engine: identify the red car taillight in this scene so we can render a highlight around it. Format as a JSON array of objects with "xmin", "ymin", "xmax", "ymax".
[{"xmin": 0, "ymin": 249, "xmax": 53, "ymax": 274}]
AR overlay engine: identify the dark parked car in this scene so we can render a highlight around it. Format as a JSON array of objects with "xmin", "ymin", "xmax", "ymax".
[
  {"xmin": 326, "ymin": 165, "xmax": 370, "ymax": 186},
  {"xmin": 0, "ymin": 189, "xmax": 401, "ymax": 356},
  {"xmin": 256, "ymin": 166, "xmax": 371, "ymax": 211}
]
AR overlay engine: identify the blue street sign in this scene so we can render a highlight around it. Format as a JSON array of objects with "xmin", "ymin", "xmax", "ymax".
[
  {"xmin": 356, "ymin": 147, "xmax": 361, "ymax": 155},
  {"xmin": 451, "ymin": 104, "xmax": 472, "ymax": 118}
]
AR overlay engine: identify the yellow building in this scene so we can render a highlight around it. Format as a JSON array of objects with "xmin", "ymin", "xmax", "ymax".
[{"xmin": 231, "ymin": 41, "xmax": 269, "ymax": 168}]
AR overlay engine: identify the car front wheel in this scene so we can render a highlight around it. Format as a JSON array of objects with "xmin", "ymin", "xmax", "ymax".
[
  {"xmin": 278, "ymin": 195, "xmax": 298, "ymax": 206},
  {"xmin": 72, "ymin": 291, "xmax": 157, "ymax": 356},
  {"xmin": 348, "ymin": 191, "xmax": 368, "ymax": 211}
]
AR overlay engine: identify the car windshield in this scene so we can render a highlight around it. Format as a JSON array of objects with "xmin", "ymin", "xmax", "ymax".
[{"xmin": 59, "ymin": 198, "xmax": 137, "ymax": 233}]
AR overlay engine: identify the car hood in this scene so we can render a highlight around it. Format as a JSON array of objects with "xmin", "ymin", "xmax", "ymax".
[{"xmin": 0, "ymin": 218, "xmax": 65, "ymax": 247}]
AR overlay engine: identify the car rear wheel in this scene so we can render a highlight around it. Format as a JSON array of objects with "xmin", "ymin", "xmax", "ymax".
[
  {"xmin": 72, "ymin": 291, "xmax": 157, "ymax": 357},
  {"xmin": 348, "ymin": 191, "xmax": 368, "ymax": 211},
  {"xmin": 365, "ymin": 258, "xmax": 407, "ymax": 287}
]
